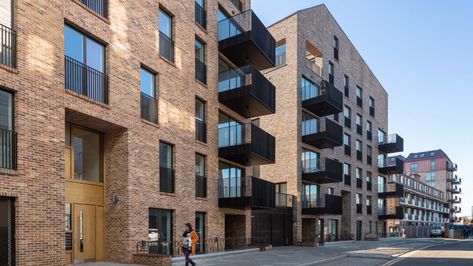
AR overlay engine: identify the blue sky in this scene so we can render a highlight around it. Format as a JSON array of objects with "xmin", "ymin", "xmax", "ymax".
[{"xmin": 252, "ymin": 0, "xmax": 473, "ymax": 217}]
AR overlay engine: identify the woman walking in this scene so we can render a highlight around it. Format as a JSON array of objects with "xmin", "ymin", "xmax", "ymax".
[{"xmin": 182, "ymin": 223, "xmax": 199, "ymax": 266}]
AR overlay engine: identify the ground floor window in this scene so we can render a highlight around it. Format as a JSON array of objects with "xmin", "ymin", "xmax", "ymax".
[
  {"xmin": 0, "ymin": 197, "xmax": 15, "ymax": 266},
  {"xmin": 328, "ymin": 219, "xmax": 338, "ymax": 241},
  {"xmin": 195, "ymin": 212, "xmax": 206, "ymax": 253},
  {"xmin": 149, "ymin": 208, "xmax": 173, "ymax": 255}
]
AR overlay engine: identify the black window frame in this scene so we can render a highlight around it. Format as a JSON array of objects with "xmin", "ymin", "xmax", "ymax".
[
  {"xmin": 195, "ymin": 98, "xmax": 207, "ymax": 143},
  {"xmin": 159, "ymin": 7, "xmax": 175, "ymax": 63},
  {"xmin": 140, "ymin": 66, "xmax": 158, "ymax": 124},
  {"xmin": 328, "ymin": 61, "xmax": 335, "ymax": 85},
  {"xmin": 195, "ymin": 0, "xmax": 207, "ymax": 29},
  {"xmin": 333, "ymin": 35, "xmax": 339, "ymax": 61},
  {"xmin": 159, "ymin": 141, "xmax": 175, "ymax": 193},
  {"xmin": 195, "ymin": 153, "xmax": 207, "ymax": 198},
  {"xmin": 195, "ymin": 37, "xmax": 207, "ymax": 84}
]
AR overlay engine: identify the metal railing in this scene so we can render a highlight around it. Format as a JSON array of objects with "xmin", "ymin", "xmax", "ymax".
[
  {"xmin": 159, "ymin": 167, "xmax": 175, "ymax": 193},
  {"xmin": 140, "ymin": 92, "xmax": 157, "ymax": 123},
  {"xmin": 195, "ymin": 58, "xmax": 207, "ymax": 84},
  {"xmin": 80, "ymin": 0, "xmax": 108, "ymax": 18},
  {"xmin": 195, "ymin": 1, "xmax": 206, "ymax": 28},
  {"xmin": 275, "ymin": 192, "xmax": 294, "ymax": 208},
  {"xmin": 0, "ymin": 24, "xmax": 16, "ymax": 68},
  {"xmin": 0, "ymin": 128, "xmax": 16, "ymax": 169},
  {"xmin": 195, "ymin": 175, "xmax": 207, "ymax": 198},
  {"xmin": 159, "ymin": 32, "xmax": 174, "ymax": 63},
  {"xmin": 195, "ymin": 119, "xmax": 207, "ymax": 143},
  {"xmin": 65, "ymin": 56, "xmax": 108, "ymax": 103}
]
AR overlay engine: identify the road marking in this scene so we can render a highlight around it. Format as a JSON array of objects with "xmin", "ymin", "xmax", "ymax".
[{"xmin": 382, "ymin": 241, "xmax": 458, "ymax": 266}]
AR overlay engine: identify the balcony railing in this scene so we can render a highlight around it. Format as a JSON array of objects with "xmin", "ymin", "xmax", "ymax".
[
  {"xmin": 378, "ymin": 133, "xmax": 404, "ymax": 153},
  {"xmin": 0, "ymin": 128, "xmax": 17, "ymax": 170},
  {"xmin": 65, "ymin": 56, "xmax": 108, "ymax": 103},
  {"xmin": 302, "ymin": 81, "xmax": 343, "ymax": 117},
  {"xmin": 218, "ymin": 10, "xmax": 275, "ymax": 69},
  {"xmin": 140, "ymin": 93, "xmax": 157, "ymax": 123},
  {"xmin": 301, "ymin": 157, "xmax": 343, "ymax": 184},
  {"xmin": 276, "ymin": 192, "xmax": 295, "ymax": 208},
  {"xmin": 160, "ymin": 32, "xmax": 174, "ymax": 63},
  {"xmin": 195, "ymin": 1, "xmax": 206, "ymax": 29},
  {"xmin": 378, "ymin": 156, "xmax": 404, "ymax": 175},
  {"xmin": 218, "ymin": 123, "xmax": 275, "ymax": 166},
  {"xmin": 79, "ymin": 0, "xmax": 108, "ymax": 18},
  {"xmin": 447, "ymin": 162, "xmax": 457, "ymax": 171},
  {"xmin": 195, "ymin": 58, "xmax": 207, "ymax": 84},
  {"xmin": 378, "ymin": 182, "xmax": 404, "ymax": 198},
  {"xmin": 218, "ymin": 65, "xmax": 275, "ymax": 118},
  {"xmin": 218, "ymin": 176, "xmax": 275, "ymax": 209},
  {"xmin": 0, "ymin": 24, "xmax": 16, "ymax": 68},
  {"xmin": 196, "ymin": 175, "xmax": 207, "ymax": 198},
  {"xmin": 195, "ymin": 119, "xmax": 207, "ymax": 143},
  {"xmin": 302, "ymin": 118, "xmax": 343, "ymax": 149},
  {"xmin": 302, "ymin": 194, "xmax": 342, "ymax": 215},
  {"xmin": 306, "ymin": 59, "xmax": 322, "ymax": 77},
  {"xmin": 160, "ymin": 167, "xmax": 175, "ymax": 193},
  {"xmin": 378, "ymin": 206, "xmax": 403, "ymax": 220}
]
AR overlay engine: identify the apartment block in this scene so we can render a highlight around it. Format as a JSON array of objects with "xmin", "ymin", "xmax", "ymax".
[
  {"xmin": 378, "ymin": 172, "xmax": 449, "ymax": 238},
  {"xmin": 259, "ymin": 5, "xmax": 404, "ymax": 242},
  {"xmin": 404, "ymin": 150, "xmax": 462, "ymax": 223}
]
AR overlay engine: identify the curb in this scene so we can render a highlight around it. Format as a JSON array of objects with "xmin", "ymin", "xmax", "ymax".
[{"xmin": 171, "ymin": 248, "xmax": 259, "ymax": 262}]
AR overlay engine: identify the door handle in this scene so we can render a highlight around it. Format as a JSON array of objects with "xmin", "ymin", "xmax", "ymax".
[{"xmin": 80, "ymin": 210, "xmax": 84, "ymax": 252}]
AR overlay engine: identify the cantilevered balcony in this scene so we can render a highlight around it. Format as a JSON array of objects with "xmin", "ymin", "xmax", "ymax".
[
  {"xmin": 378, "ymin": 157, "xmax": 404, "ymax": 175},
  {"xmin": 447, "ymin": 175, "xmax": 461, "ymax": 184},
  {"xmin": 218, "ymin": 176, "xmax": 275, "ymax": 209},
  {"xmin": 378, "ymin": 207, "xmax": 403, "ymax": 220},
  {"xmin": 301, "ymin": 194, "xmax": 342, "ymax": 215},
  {"xmin": 302, "ymin": 81, "xmax": 343, "ymax": 117},
  {"xmin": 447, "ymin": 186, "xmax": 461, "ymax": 194},
  {"xmin": 448, "ymin": 196, "xmax": 461, "ymax": 204},
  {"xmin": 302, "ymin": 118, "xmax": 343, "ymax": 149},
  {"xmin": 218, "ymin": 65, "xmax": 275, "ymax": 118},
  {"xmin": 447, "ymin": 162, "xmax": 458, "ymax": 171},
  {"xmin": 378, "ymin": 134, "xmax": 404, "ymax": 153},
  {"xmin": 218, "ymin": 123, "xmax": 275, "ymax": 166},
  {"xmin": 378, "ymin": 182, "xmax": 404, "ymax": 198},
  {"xmin": 301, "ymin": 157, "xmax": 343, "ymax": 184},
  {"xmin": 218, "ymin": 10, "xmax": 275, "ymax": 70}
]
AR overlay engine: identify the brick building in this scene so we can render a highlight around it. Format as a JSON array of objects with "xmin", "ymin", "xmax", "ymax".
[{"xmin": 258, "ymin": 5, "xmax": 404, "ymax": 242}]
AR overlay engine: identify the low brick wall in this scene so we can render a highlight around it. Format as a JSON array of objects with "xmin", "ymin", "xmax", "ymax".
[{"xmin": 133, "ymin": 254, "xmax": 172, "ymax": 266}]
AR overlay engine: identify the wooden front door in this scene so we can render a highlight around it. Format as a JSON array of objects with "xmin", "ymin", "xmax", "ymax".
[{"xmin": 73, "ymin": 204, "xmax": 96, "ymax": 262}]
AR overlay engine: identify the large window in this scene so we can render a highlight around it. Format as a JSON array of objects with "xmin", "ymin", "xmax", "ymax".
[
  {"xmin": 140, "ymin": 68, "xmax": 157, "ymax": 123},
  {"xmin": 430, "ymin": 160, "xmax": 436, "ymax": 171},
  {"xmin": 302, "ymin": 183, "xmax": 319, "ymax": 208},
  {"xmin": 410, "ymin": 163, "xmax": 418, "ymax": 173},
  {"xmin": 0, "ymin": 197, "xmax": 15, "ymax": 266},
  {"xmin": 378, "ymin": 129, "xmax": 386, "ymax": 143},
  {"xmin": 195, "ymin": 38, "xmax": 207, "ymax": 84},
  {"xmin": 66, "ymin": 124, "xmax": 102, "ymax": 183},
  {"xmin": 301, "ymin": 111, "xmax": 318, "ymax": 136},
  {"xmin": 149, "ymin": 209, "xmax": 173, "ymax": 254},
  {"xmin": 195, "ymin": 99, "xmax": 206, "ymax": 142},
  {"xmin": 64, "ymin": 25, "xmax": 106, "ymax": 103},
  {"xmin": 301, "ymin": 148, "xmax": 319, "ymax": 174},
  {"xmin": 195, "ymin": 0, "xmax": 206, "ymax": 29},
  {"xmin": 378, "ymin": 176, "xmax": 386, "ymax": 192},
  {"xmin": 195, "ymin": 153, "xmax": 206, "ymax": 198},
  {"xmin": 160, "ymin": 142, "xmax": 174, "ymax": 193},
  {"xmin": 218, "ymin": 113, "xmax": 243, "ymax": 148},
  {"xmin": 159, "ymin": 9, "xmax": 174, "ymax": 62},
  {"xmin": 301, "ymin": 76, "xmax": 319, "ymax": 101},
  {"xmin": 426, "ymin": 172, "xmax": 436, "ymax": 181},
  {"xmin": 0, "ymin": 90, "xmax": 14, "ymax": 169},
  {"xmin": 275, "ymin": 42, "xmax": 286, "ymax": 66},
  {"xmin": 218, "ymin": 162, "xmax": 243, "ymax": 198}
]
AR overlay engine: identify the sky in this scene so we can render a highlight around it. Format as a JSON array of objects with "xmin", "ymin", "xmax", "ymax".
[{"xmin": 252, "ymin": 0, "xmax": 473, "ymax": 217}]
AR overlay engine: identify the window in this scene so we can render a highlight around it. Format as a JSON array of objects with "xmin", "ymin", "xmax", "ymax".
[
  {"xmin": 195, "ymin": 0, "xmax": 206, "ymax": 29},
  {"xmin": 356, "ymin": 167, "xmax": 362, "ymax": 180},
  {"xmin": 426, "ymin": 172, "xmax": 436, "ymax": 181},
  {"xmin": 195, "ymin": 212, "xmax": 206, "ymax": 253},
  {"xmin": 328, "ymin": 61, "xmax": 334, "ymax": 85},
  {"xmin": 343, "ymin": 163, "xmax": 351, "ymax": 176},
  {"xmin": 344, "ymin": 133, "xmax": 351, "ymax": 156},
  {"xmin": 275, "ymin": 42, "xmax": 286, "ymax": 66},
  {"xmin": 160, "ymin": 142, "xmax": 174, "ymax": 193},
  {"xmin": 378, "ymin": 176, "xmax": 386, "ymax": 192},
  {"xmin": 328, "ymin": 219, "xmax": 338, "ymax": 237},
  {"xmin": 356, "ymin": 140, "xmax": 362, "ymax": 161},
  {"xmin": 366, "ymin": 196, "xmax": 372, "ymax": 206},
  {"xmin": 64, "ymin": 25, "xmax": 106, "ymax": 103},
  {"xmin": 328, "ymin": 187, "xmax": 334, "ymax": 195},
  {"xmin": 66, "ymin": 123, "xmax": 103, "ymax": 183},
  {"xmin": 366, "ymin": 121, "xmax": 372, "ymax": 140},
  {"xmin": 343, "ymin": 75, "xmax": 349, "ymax": 97},
  {"xmin": 301, "ymin": 76, "xmax": 319, "ymax": 101},
  {"xmin": 0, "ymin": 197, "xmax": 15, "ymax": 266},
  {"xmin": 302, "ymin": 111, "xmax": 318, "ymax": 136},
  {"xmin": 218, "ymin": 113, "xmax": 243, "ymax": 148},
  {"xmin": 356, "ymin": 114, "xmax": 362, "ymax": 135},
  {"xmin": 195, "ymin": 153, "xmax": 207, "ymax": 197},
  {"xmin": 149, "ymin": 209, "xmax": 173, "ymax": 254},
  {"xmin": 366, "ymin": 171, "xmax": 372, "ymax": 183},
  {"xmin": 356, "ymin": 86, "xmax": 362, "ymax": 107},
  {"xmin": 195, "ymin": 99, "xmax": 206, "ymax": 142},
  {"xmin": 356, "ymin": 193, "xmax": 362, "ymax": 204},
  {"xmin": 378, "ymin": 129, "xmax": 386, "ymax": 143},
  {"xmin": 195, "ymin": 38, "xmax": 207, "ymax": 84},
  {"xmin": 410, "ymin": 163, "xmax": 418, "ymax": 173},
  {"xmin": 369, "ymin": 97, "xmax": 375, "ymax": 116},
  {"xmin": 79, "ymin": 0, "xmax": 107, "ymax": 17},
  {"xmin": 0, "ymin": 0, "xmax": 12, "ymax": 28},
  {"xmin": 302, "ymin": 183, "xmax": 320, "ymax": 208},
  {"xmin": 0, "ymin": 0, "xmax": 15, "ymax": 68},
  {"xmin": 367, "ymin": 145, "xmax": 372, "ymax": 164},
  {"xmin": 65, "ymin": 203, "xmax": 72, "ymax": 231},
  {"xmin": 0, "ymin": 90, "xmax": 15, "ymax": 169},
  {"xmin": 301, "ymin": 149, "xmax": 319, "ymax": 173},
  {"xmin": 430, "ymin": 160, "xmax": 436, "ymax": 171},
  {"xmin": 333, "ymin": 36, "xmax": 339, "ymax": 60},
  {"xmin": 159, "ymin": 9, "xmax": 174, "ymax": 62},
  {"xmin": 276, "ymin": 183, "xmax": 287, "ymax": 194},
  {"xmin": 219, "ymin": 162, "xmax": 243, "ymax": 198},
  {"xmin": 343, "ymin": 105, "xmax": 351, "ymax": 128},
  {"xmin": 140, "ymin": 68, "xmax": 157, "ymax": 123}
]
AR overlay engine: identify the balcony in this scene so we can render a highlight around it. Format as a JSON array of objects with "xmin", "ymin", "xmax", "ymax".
[
  {"xmin": 79, "ymin": 0, "xmax": 108, "ymax": 18},
  {"xmin": 378, "ymin": 182, "xmax": 404, "ymax": 198},
  {"xmin": 65, "ymin": 56, "xmax": 108, "ymax": 104},
  {"xmin": 0, "ymin": 128, "xmax": 17, "ymax": 170},
  {"xmin": 218, "ymin": 123, "xmax": 275, "ymax": 166},
  {"xmin": 378, "ymin": 207, "xmax": 403, "ymax": 220},
  {"xmin": 218, "ymin": 176, "xmax": 275, "ymax": 209},
  {"xmin": 447, "ymin": 175, "xmax": 461, "ymax": 184},
  {"xmin": 378, "ymin": 157, "xmax": 404, "ymax": 175},
  {"xmin": 302, "ymin": 118, "xmax": 343, "ymax": 149},
  {"xmin": 378, "ymin": 134, "xmax": 404, "ymax": 153},
  {"xmin": 218, "ymin": 65, "xmax": 275, "ymax": 118},
  {"xmin": 301, "ymin": 157, "xmax": 343, "ymax": 184},
  {"xmin": 448, "ymin": 197, "xmax": 461, "ymax": 204},
  {"xmin": 302, "ymin": 194, "xmax": 342, "ymax": 215},
  {"xmin": 276, "ymin": 193, "xmax": 295, "ymax": 209},
  {"xmin": 447, "ymin": 186, "xmax": 461, "ymax": 194},
  {"xmin": 302, "ymin": 81, "xmax": 343, "ymax": 117},
  {"xmin": 454, "ymin": 206, "xmax": 462, "ymax": 213},
  {"xmin": 447, "ymin": 162, "xmax": 457, "ymax": 171},
  {"xmin": 0, "ymin": 24, "xmax": 16, "ymax": 68},
  {"xmin": 141, "ymin": 93, "xmax": 158, "ymax": 124},
  {"xmin": 218, "ymin": 10, "xmax": 275, "ymax": 70}
]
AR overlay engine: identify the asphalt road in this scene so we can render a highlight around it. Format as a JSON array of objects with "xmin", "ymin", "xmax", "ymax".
[{"xmin": 386, "ymin": 240, "xmax": 473, "ymax": 266}]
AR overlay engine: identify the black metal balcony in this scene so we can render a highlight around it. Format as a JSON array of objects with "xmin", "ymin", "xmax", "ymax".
[
  {"xmin": 159, "ymin": 167, "xmax": 175, "ymax": 193},
  {"xmin": 195, "ymin": 119, "xmax": 207, "ymax": 143},
  {"xmin": 447, "ymin": 186, "xmax": 461, "ymax": 194},
  {"xmin": 378, "ymin": 182, "xmax": 404, "ymax": 198},
  {"xmin": 302, "ymin": 118, "xmax": 343, "ymax": 149},
  {"xmin": 301, "ymin": 194, "xmax": 342, "ymax": 215},
  {"xmin": 195, "ymin": 175, "xmax": 207, "ymax": 198},
  {"xmin": 302, "ymin": 81, "xmax": 343, "ymax": 117},
  {"xmin": 141, "ymin": 92, "xmax": 158, "ymax": 123},
  {"xmin": 160, "ymin": 32, "xmax": 174, "ymax": 63},
  {"xmin": 448, "ymin": 197, "xmax": 461, "ymax": 204},
  {"xmin": 0, "ymin": 24, "xmax": 16, "ymax": 68},
  {"xmin": 79, "ymin": 0, "xmax": 108, "ymax": 18},
  {"xmin": 378, "ymin": 207, "xmax": 403, "ymax": 220},
  {"xmin": 301, "ymin": 157, "xmax": 343, "ymax": 184},
  {"xmin": 218, "ymin": 10, "xmax": 275, "ymax": 70},
  {"xmin": 0, "ymin": 128, "xmax": 17, "ymax": 170},
  {"xmin": 218, "ymin": 123, "xmax": 275, "ymax": 166},
  {"xmin": 378, "ymin": 157, "xmax": 404, "ymax": 175},
  {"xmin": 65, "ymin": 56, "xmax": 108, "ymax": 103},
  {"xmin": 218, "ymin": 65, "xmax": 275, "ymax": 118},
  {"xmin": 195, "ymin": 1, "xmax": 206, "ymax": 29},
  {"xmin": 356, "ymin": 178, "xmax": 363, "ymax": 189},
  {"xmin": 378, "ymin": 134, "xmax": 404, "ymax": 153},
  {"xmin": 447, "ymin": 162, "xmax": 458, "ymax": 172},
  {"xmin": 218, "ymin": 176, "xmax": 275, "ymax": 209}
]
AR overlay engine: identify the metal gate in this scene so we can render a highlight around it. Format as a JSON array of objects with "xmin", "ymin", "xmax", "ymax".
[
  {"xmin": 0, "ymin": 197, "xmax": 15, "ymax": 266},
  {"xmin": 251, "ymin": 209, "xmax": 293, "ymax": 246}
]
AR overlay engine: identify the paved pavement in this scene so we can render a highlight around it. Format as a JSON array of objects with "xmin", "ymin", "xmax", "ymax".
[{"xmin": 385, "ymin": 239, "xmax": 473, "ymax": 266}]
